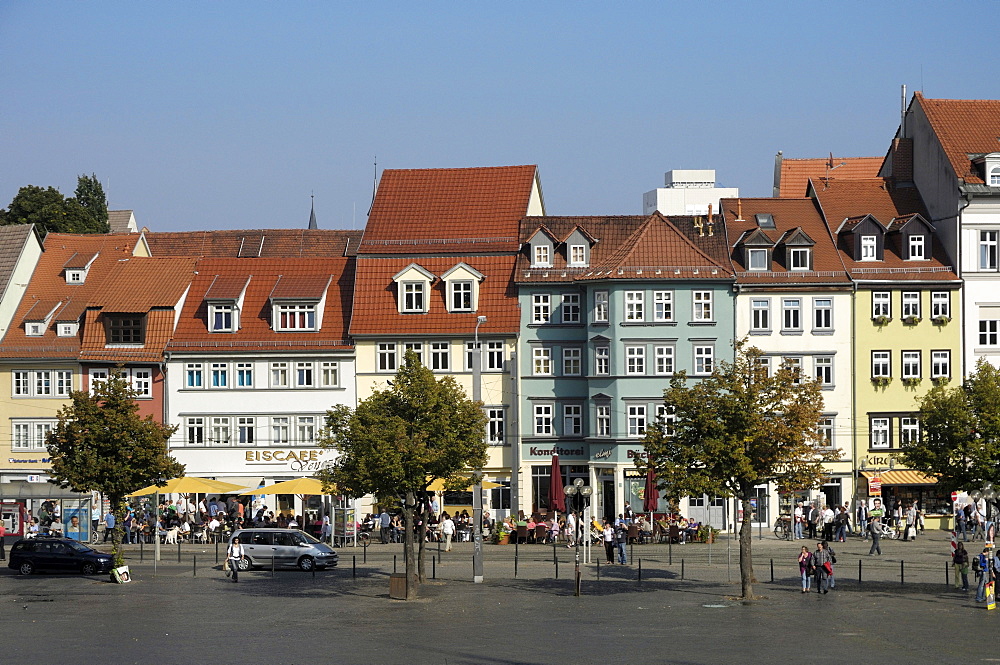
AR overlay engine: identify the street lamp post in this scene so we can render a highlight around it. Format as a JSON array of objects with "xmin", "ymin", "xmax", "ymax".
[
  {"xmin": 472, "ymin": 315, "xmax": 487, "ymax": 584},
  {"xmin": 564, "ymin": 477, "xmax": 592, "ymax": 596}
]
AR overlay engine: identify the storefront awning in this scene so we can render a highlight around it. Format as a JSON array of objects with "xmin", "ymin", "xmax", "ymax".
[
  {"xmin": 860, "ymin": 470, "xmax": 938, "ymax": 485},
  {"xmin": 210, "ymin": 477, "xmax": 262, "ymax": 492},
  {"xmin": 0, "ymin": 482, "xmax": 90, "ymax": 499}
]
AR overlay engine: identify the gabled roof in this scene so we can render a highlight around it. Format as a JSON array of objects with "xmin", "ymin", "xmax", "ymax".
[
  {"xmin": 721, "ymin": 197, "xmax": 849, "ymax": 285},
  {"xmin": 204, "ymin": 275, "xmax": 252, "ymax": 301},
  {"xmin": 583, "ymin": 212, "xmax": 731, "ymax": 280},
  {"xmin": 351, "ymin": 255, "xmax": 518, "ymax": 336},
  {"xmin": 62, "ymin": 252, "xmax": 99, "ymax": 270},
  {"xmin": 392, "ymin": 263, "xmax": 437, "ymax": 282},
  {"xmin": 835, "ymin": 214, "xmax": 885, "ymax": 235},
  {"xmin": 914, "ymin": 91, "xmax": 1000, "ymax": 185},
  {"xmin": 0, "ymin": 224, "xmax": 41, "ymax": 305},
  {"xmin": 107, "ymin": 210, "xmax": 138, "ymax": 234},
  {"xmin": 86, "ymin": 258, "xmax": 196, "ymax": 312},
  {"xmin": 144, "ymin": 229, "xmax": 363, "ymax": 258},
  {"xmin": 441, "ymin": 262, "xmax": 485, "ymax": 282},
  {"xmin": 269, "ymin": 274, "xmax": 332, "ymax": 301},
  {"xmin": 360, "ymin": 165, "xmax": 541, "ymax": 254},
  {"xmin": 735, "ymin": 228, "xmax": 776, "ymax": 247},
  {"xmin": 169, "ymin": 257, "xmax": 355, "ymax": 352},
  {"xmin": 886, "ymin": 213, "xmax": 932, "ymax": 233},
  {"xmin": 778, "ymin": 156, "xmax": 884, "ymax": 197}
]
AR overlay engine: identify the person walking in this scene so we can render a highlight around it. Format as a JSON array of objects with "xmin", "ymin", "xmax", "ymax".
[
  {"xmin": 565, "ymin": 511, "xmax": 576, "ymax": 549},
  {"xmin": 867, "ymin": 515, "xmax": 882, "ymax": 555},
  {"xmin": 953, "ymin": 542, "xmax": 970, "ymax": 591},
  {"xmin": 956, "ymin": 507, "xmax": 968, "ymax": 542},
  {"xmin": 807, "ymin": 503, "xmax": 819, "ymax": 539},
  {"xmin": 798, "ymin": 545, "xmax": 813, "ymax": 593},
  {"xmin": 441, "ymin": 513, "xmax": 455, "ymax": 552},
  {"xmin": 813, "ymin": 541, "xmax": 831, "ymax": 594},
  {"xmin": 821, "ymin": 505, "xmax": 835, "ymax": 542},
  {"xmin": 905, "ymin": 503, "xmax": 918, "ymax": 541},
  {"xmin": 824, "ymin": 540, "xmax": 837, "ymax": 589},
  {"xmin": 103, "ymin": 510, "xmax": 115, "ymax": 543},
  {"xmin": 834, "ymin": 506, "xmax": 849, "ymax": 543},
  {"xmin": 793, "ymin": 502, "xmax": 804, "ymax": 540},
  {"xmin": 856, "ymin": 501, "xmax": 869, "ymax": 539},
  {"xmin": 975, "ymin": 547, "xmax": 991, "ymax": 602},
  {"xmin": 379, "ymin": 509, "xmax": 391, "ymax": 544},
  {"xmin": 227, "ymin": 536, "xmax": 244, "ymax": 583}
]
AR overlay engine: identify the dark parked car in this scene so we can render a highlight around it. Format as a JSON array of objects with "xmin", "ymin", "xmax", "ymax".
[{"xmin": 8, "ymin": 537, "xmax": 115, "ymax": 576}]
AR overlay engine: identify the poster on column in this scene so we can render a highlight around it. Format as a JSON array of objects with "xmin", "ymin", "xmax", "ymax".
[{"xmin": 987, "ymin": 580, "xmax": 996, "ymax": 610}]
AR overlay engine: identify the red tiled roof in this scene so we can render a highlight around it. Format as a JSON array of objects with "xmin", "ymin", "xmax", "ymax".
[
  {"xmin": 350, "ymin": 255, "xmax": 518, "ymax": 335},
  {"xmin": 169, "ymin": 257, "xmax": 355, "ymax": 352},
  {"xmin": 204, "ymin": 275, "xmax": 251, "ymax": 301},
  {"xmin": 515, "ymin": 216, "xmax": 646, "ymax": 283},
  {"xmin": 270, "ymin": 275, "xmax": 332, "ymax": 300},
  {"xmin": 0, "ymin": 233, "xmax": 145, "ymax": 359},
  {"xmin": 87, "ymin": 258, "xmax": 197, "ymax": 312},
  {"xmin": 778, "ymin": 156, "xmax": 884, "ymax": 198},
  {"xmin": 145, "ymin": 229, "xmax": 363, "ymax": 257},
  {"xmin": 914, "ymin": 92, "xmax": 1000, "ymax": 185},
  {"xmin": 720, "ymin": 198, "xmax": 849, "ymax": 285},
  {"xmin": 813, "ymin": 179, "xmax": 958, "ymax": 282},
  {"xmin": 361, "ymin": 166, "xmax": 538, "ymax": 254},
  {"xmin": 79, "ymin": 309, "xmax": 179, "ymax": 363}
]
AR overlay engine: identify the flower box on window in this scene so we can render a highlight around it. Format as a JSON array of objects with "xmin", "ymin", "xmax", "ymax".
[
  {"xmin": 871, "ymin": 376, "xmax": 892, "ymax": 387},
  {"xmin": 901, "ymin": 377, "xmax": 921, "ymax": 387},
  {"xmin": 902, "ymin": 316, "xmax": 922, "ymax": 326},
  {"xmin": 872, "ymin": 315, "xmax": 891, "ymax": 326},
  {"xmin": 932, "ymin": 316, "xmax": 951, "ymax": 326}
]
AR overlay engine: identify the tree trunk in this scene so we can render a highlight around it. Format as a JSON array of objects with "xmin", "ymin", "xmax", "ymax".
[
  {"xmin": 416, "ymin": 497, "xmax": 428, "ymax": 583},
  {"xmin": 110, "ymin": 496, "xmax": 126, "ymax": 569},
  {"xmin": 739, "ymin": 495, "xmax": 755, "ymax": 599},
  {"xmin": 402, "ymin": 491, "xmax": 416, "ymax": 599}
]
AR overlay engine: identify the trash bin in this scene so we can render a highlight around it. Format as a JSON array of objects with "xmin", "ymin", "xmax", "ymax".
[{"xmin": 389, "ymin": 573, "xmax": 407, "ymax": 600}]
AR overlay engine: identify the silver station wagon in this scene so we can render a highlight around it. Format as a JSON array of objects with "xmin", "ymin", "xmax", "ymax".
[{"xmin": 230, "ymin": 528, "xmax": 339, "ymax": 572}]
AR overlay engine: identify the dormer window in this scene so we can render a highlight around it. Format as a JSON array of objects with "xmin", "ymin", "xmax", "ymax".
[
  {"xmin": 861, "ymin": 236, "xmax": 878, "ymax": 261},
  {"xmin": 568, "ymin": 245, "xmax": 587, "ymax": 267},
  {"xmin": 105, "ymin": 314, "xmax": 145, "ymax": 345},
  {"xmin": 908, "ymin": 235, "xmax": 926, "ymax": 260},
  {"xmin": 747, "ymin": 248, "xmax": 769, "ymax": 271},
  {"xmin": 57, "ymin": 322, "xmax": 78, "ymax": 337},
  {"xmin": 992, "ymin": 166, "xmax": 1000, "ymax": 187},
  {"xmin": 534, "ymin": 244, "xmax": 551, "ymax": 267},
  {"xmin": 402, "ymin": 282, "xmax": 425, "ymax": 313},
  {"xmin": 789, "ymin": 248, "xmax": 811, "ymax": 271},
  {"xmin": 450, "ymin": 281, "xmax": 473, "ymax": 311},
  {"xmin": 25, "ymin": 323, "xmax": 43, "ymax": 336},
  {"xmin": 66, "ymin": 270, "xmax": 85, "ymax": 285},
  {"xmin": 274, "ymin": 304, "xmax": 316, "ymax": 331},
  {"xmin": 209, "ymin": 303, "xmax": 236, "ymax": 332},
  {"xmin": 62, "ymin": 252, "xmax": 97, "ymax": 285}
]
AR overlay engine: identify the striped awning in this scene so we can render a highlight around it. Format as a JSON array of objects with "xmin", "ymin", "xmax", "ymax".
[{"xmin": 860, "ymin": 470, "xmax": 938, "ymax": 485}]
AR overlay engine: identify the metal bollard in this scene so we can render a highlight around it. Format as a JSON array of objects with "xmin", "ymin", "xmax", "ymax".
[
  {"xmin": 271, "ymin": 553, "xmax": 275, "ymax": 578},
  {"xmin": 193, "ymin": 554, "xmax": 197, "ymax": 577},
  {"xmin": 858, "ymin": 558, "xmax": 862, "ymax": 584},
  {"xmin": 630, "ymin": 543, "xmax": 634, "ymax": 565},
  {"xmin": 363, "ymin": 540, "xmax": 367, "ymax": 564},
  {"xmin": 352, "ymin": 555, "xmax": 356, "ymax": 579},
  {"xmin": 638, "ymin": 558, "xmax": 642, "ymax": 583},
  {"xmin": 681, "ymin": 559, "xmax": 685, "ymax": 580},
  {"xmin": 216, "ymin": 539, "xmax": 219, "ymax": 564},
  {"xmin": 178, "ymin": 539, "xmax": 182, "ymax": 563},
  {"xmin": 394, "ymin": 555, "xmax": 397, "ymax": 574},
  {"xmin": 514, "ymin": 553, "xmax": 518, "ymax": 579},
  {"xmin": 770, "ymin": 558, "xmax": 774, "ymax": 583},
  {"xmin": 596, "ymin": 558, "xmax": 600, "ymax": 581},
  {"xmin": 901, "ymin": 560, "xmax": 905, "ymax": 585},
  {"xmin": 433, "ymin": 555, "xmax": 436, "ymax": 579},
  {"xmin": 945, "ymin": 562, "xmax": 949, "ymax": 587},
  {"xmin": 312, "ymin": 562, "xmax": 315, "ymax": 579},
  {"xmin": 555, "ymin": 557, "xmax": 559, "ymax": 579},
  {"xmin": 140, "ymin": 539, "xmax": 144, "ymax": 562}
]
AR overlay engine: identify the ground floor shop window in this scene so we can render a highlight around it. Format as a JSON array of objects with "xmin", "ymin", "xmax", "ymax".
[{"xmin": 531, "ymin": 465, "xmax": 587, "ymax": 515}]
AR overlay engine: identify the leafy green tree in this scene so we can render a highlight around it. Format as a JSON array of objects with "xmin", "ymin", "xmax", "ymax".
[
  {"xmin": 46, "ymin": 371, "xmax": 183, "ymax": 568},
  {"xmin": 901, "ymin": 359, "xmax": 1000, "ymax": 496},
  {"xmin": 642, "ymin": 341, "xmax": 836, "ymax": 599},
  {"xmin": 2, "ymin": 174, "xmax": 109, "ymax": 236},
  {"xmin": 317, "ymin": 352, "xmax": 487, "ymax": 598}
]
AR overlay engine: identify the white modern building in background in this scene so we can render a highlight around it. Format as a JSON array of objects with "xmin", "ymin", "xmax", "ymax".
[{"xmin": 643, "ymin": 169, "xmax": 739, "ymax": 216}]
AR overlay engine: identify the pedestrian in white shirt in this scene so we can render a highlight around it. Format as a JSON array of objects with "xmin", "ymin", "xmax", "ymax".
[
  {"xmin": 227, "ymin": 537, "xmax": 244, "ymax": 583},
  {"xmin": 565, "ymin": 512, "xmax": 576, "ymax": 548},
  {"xmin": 441, "ymin": 513, "xmax": 456, "ymax": 551}
]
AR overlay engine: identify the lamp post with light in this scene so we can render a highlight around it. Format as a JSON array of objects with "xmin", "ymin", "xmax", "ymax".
[
  {"xmin": 472, "ymin": 315, "xmax": 487, "ymax": 584},
  {"xmin": 563, "ymin": 477, "xmax": 592, "ymax": 596}
]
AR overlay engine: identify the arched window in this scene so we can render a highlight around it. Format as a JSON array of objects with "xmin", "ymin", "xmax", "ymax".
[{"xmin": 990, "ymin": 165, "xmax": 1000, "ymax": 187}]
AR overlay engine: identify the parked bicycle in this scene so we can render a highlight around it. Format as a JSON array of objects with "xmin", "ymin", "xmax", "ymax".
[{"xmin": 773, "ymin": 515, "xmax": 792, "ymax": 539}]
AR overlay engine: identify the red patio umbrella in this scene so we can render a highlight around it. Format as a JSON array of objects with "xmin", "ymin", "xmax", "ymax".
[
  {"xmin": 643, "ymin": 467, "xmax": 659, "ymax": 514},
  {"xmin": 549, "ymin": 455, "xmax": 566, "ymax": 514}
]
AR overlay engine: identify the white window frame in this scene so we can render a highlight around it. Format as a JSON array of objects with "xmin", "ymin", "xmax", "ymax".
[
  {"xmin": 210, "ymin": 416, "xmax": 232, "ymax": 445},
  {"xmin": 449, "ymin": 280, "xmax": 474, "ymax": 312},
  {"xmin": 131, "ymin": 368, "xmax": 152, "ymax": 398},
  {"xmin": 271, "ymin": 416, "xmax": 290, "ymax": 445},
  {"xmin": 295, "ymin": 361, "xmax": 314, "ymax": 387},
  {"xmin": 931, "ymin": 351, "xmax": 950, "ymax": 379},
  {"xmin": 814, "ymin": 356, "xmax": 833, "ymax": 387},
  {"xmin": 534, "ymin": 404, "xmax": 553, "ymax": 436},
  {"xmin": 11, "ymin": 419, "xmax": 54, "ymax": 451},
  {"xmin": 273, "ymin": 303, "xmax": 317, "ymax": 332},
  {"xmin": 297, "ymin": 416, "xmax": 316, "ymax": 444},
  {"xmin": 981, "ymin": 231, "xmax": 998, "ymax": 270},
  {"xmin": 532, "ymin": 347, "xmax": 552, "ymax": 376},
  {"xmin": 402, "ymin": 282, "xmax": 426, "ymax": 313},
  {"xmin": 236, "ymin": 362, "xmax": 254, "ymax": 388},
  {"xmin": 378, "ymin": 343, "xmax": 398, "ymax": 372},
  {"xmin": 595, "ymin": 346, "xmax": 610, "ymax": 375},
  {"xmin": 747, "ymin": 248, "xmax": 768, "ymax": 271},
  {"xmin": 789, "ymin": 248, "xmax": 810, "ymax": 270},
  {"xmin": 784, "ymin": 356, "xmax": 803, "ymax": 384},
  {"xmin": 596, "ymin": 405, "xmax": 611, "ymax": 438},
  {"xmin": 901, "ymin": 292, "xmax": 920, "ymax": 319},
  {"xmin": 694, "ymin": 345, "xmax": 714, "ymax": 375},
  {"xmin": 861, "ymin": 235, "xmax": 877, "ymax": 261},
  {"xmin": 872, "ymin": 292, "xmax": 891, "ymax": 319},
  {"xmin": 871, "ymin": 351, "xmax": 891, "ymax": 378},
  {"xmin": 781, "ymin": 298, "xmax": 802, "ymax": 332},
  {"xmin": 908, "ymin": 235, "xmax": 925, "ymax": 260},
  {"xmin": 430, "ymin": 341, "xmax": 450, "ymax": 371},
  {"xmin": 486, "ymin": 341, "xmax": 504, "ymax": 371},
  {"xmin": 654, "ymin": 345, "xmax": 674, "ymax": 375},
  {"xmin": 594, "ymin": 291, "xmax": 609, "ymax": 323},
  {"xmin": 270, "ymin": 362, "xmax": 289, "ymax": 388},
  {"xmin": 532, "ymin": 294, "xmax": 551, "ymax": 324},
  {"xmin": 653, "ymin": 291, "xmax": 673, "ymax": 322},
  {"xmin": 487, "ymin": 408, "xmax": 505, "ymax": 445},
  {"xmin": 813, "ymin": 298, "xmax": 833, "ymax": 331},
  {"xmin": 211, "ymin": 362, "xmax": 229, "ymax": 388},
  {"xmin": 901, "ymin": 351, "xmax": 921, "ymax": 379},
  {"xmin": 562, "ymin": 347, "xmax": 582, "ymax": 376},
  {"xmin": 403, "ymin": 342, "xmax": 423, "ymax": 366},
  {"xmin": 625, "ymin": 291, "xmax": 644, "ymax": 321},
  {"xmin": 900, "ymin": 417, "xmax": 920, "ymax": 445},
  {"xmin": 209, "ymin": 303, "xmax": 236, "ymax": 333},
  {"xmin": 563, "ymin": 404, "xmax": 582, "ymax": 437},
  {"xmin": 625, "ymin": 345, "xmax": 646, "ymax": 375},
  {"xmin": 871, "ymin": 418, "xmax": 890, "ymax": 448},
  {"xmin": 186, "ymin": 417, "xmax": 205, "ymax": 446},
  {"xmin": 237, "ymin": 417, "xmax": 255, "ymax": 445},
  {"xmin": 320, "ymin": 361, "xmax": 340, "ymax": 388},
  {"xmin": 562, "ymin": 293, "xmax": 581, "ymax": 324},
  {"xmin": 627, "ymin": 405, "xmax": 646, "ymax": 438},
  {"xmin": 931, "ymin": 292, "xmax": 950, "ymax": 319},
  {"xmin": 817, "ymin": 417, "xmax": 834, "ymax": 449},
  {"xmin": 693, "ymin": 291, "xmax": 713, "ymax": 321},
  {"xmin": 569, "ymin": 244, "xmax": 587, "ymax": 266},
  {"xmin": 750, "ymin": 299, "xmax": 770, "ymax": 332},
  {"xmin": 533, "ymin": 244, "xmax": 551, "ymax": 267},
  {"xmin": 13, "ymin": 369, "xmax": 74, "ymax": 398},
  {"xmin": 185, "ymin": 363, "xmax": 204, "ymax": 389}
]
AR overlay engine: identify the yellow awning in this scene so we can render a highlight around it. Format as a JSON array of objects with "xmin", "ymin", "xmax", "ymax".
[
  {"xmin": 860, "ymin": 470, "xmax": 938, "ymax": 485},
  {"xmin": 128, "ymin": 477, "xmax": 248, "ymax": 496},
  {"xmin": 239, "ymin": 477, "xmax": 330, "ymax": 496},
  {"xmin": 427, "ymin": 478, "xmax": 502, "ymax": 492}
]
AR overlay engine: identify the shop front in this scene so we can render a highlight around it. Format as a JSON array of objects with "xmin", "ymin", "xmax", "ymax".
[
  {"xmin": 0, "ymin": 475, "xmax": 95, "ymax": 542},
  {"xmin": 860, "ymin": 467, "xmax": 946, "ymax": 529}
]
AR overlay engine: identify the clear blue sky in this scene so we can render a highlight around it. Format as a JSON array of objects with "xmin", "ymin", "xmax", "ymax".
[{"xmin": 2, "ymin": 2, "xmax": 998, "ymax": 232}]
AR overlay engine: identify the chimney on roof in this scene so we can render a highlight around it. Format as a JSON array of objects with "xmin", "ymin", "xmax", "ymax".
[
  {"xmin": 308, "ymin": 195, "xmax": 318, "ymax": 230},
  {"xmin": 772, "ymin": 151, "xmax": 783, "ymax": 197},
  {"xmin": 735, "ymin": 199, "xmax": 745, "ymax": 222},
  {"xmin": 900, "ymin": 84, "xmax": 907, "ymax": 139},
  {"xmin": 693, "ymin": 217, "xmax": 704, "ymax": 237},
  {"xmin": 706, "ymin": 204, "xmax": 714, "ymax": 236}
]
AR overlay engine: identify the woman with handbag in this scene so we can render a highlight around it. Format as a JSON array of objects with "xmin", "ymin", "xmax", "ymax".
[
  {"xmin": 953, "ymin": 542, "xmax": 970, "ymax": 591},
  {"xmin": 797, "ymin": 546, "xmax": 813, "ymax": 593},
  {"xmin": 813, "ymin": 541, "xmax": 832, "ymax": 594},
  {"xmin": 227, "ymin": 537, "xmax": 244, "ymax": 584}
]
